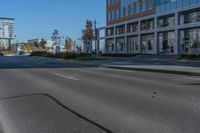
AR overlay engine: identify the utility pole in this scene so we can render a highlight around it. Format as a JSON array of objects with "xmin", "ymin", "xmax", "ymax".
[{"xmin": 94, "ymin": 19, "xmax": 98, "ymax": 56}]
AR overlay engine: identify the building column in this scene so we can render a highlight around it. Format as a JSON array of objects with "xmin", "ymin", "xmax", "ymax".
[
  {"xmin": 125, "ymin": 36, "xmax": 128, "ymax": 54},
  {"xmin": 138, "ymin": 20, "xmax": 142, "ymax": 54},
  {"xmin": 154, "ymin": 32, "xmax": 158, "ymax": 54},
  {"xmin": 154, "ymin": 16, "xmax": 158, "ymax": 55},
  {"xmin": 114, "ymin": 37, "xmax": 117, "ymax": 53},
  {"xmin": 104, "ymin": 28, "xmax": 107, "ymax": 53},
  {"xmin": 174, "ymin": 12, "xmax": 179, "ymax": 55},
  {"xmin": 125, "ymin": 23, "xmax": 128, "ymax": 54},
  {"xmin": 96, "ymin": 29, "xmax": 100, "ymax": 54},
  {"xmin": 114, "ymin": 26, "xmax": 117, "ymax": 53},
  {"xmin": 97, "ymin": 39, "xmax": 100, "ymax": 54}
]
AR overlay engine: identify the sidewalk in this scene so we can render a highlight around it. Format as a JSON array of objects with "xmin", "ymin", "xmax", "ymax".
[{"xmin": 101, "ymin": 64, "xmax": 200, "ymax": 76}]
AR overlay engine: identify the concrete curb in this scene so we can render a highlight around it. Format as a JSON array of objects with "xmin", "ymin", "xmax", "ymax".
[{"xmin": 101, "ymin": 65, "xmax": 200, "ymax": 76}]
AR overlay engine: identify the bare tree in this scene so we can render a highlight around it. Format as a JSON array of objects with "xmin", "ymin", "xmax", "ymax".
[
  {"xmin": 82, "ymin": 20, "xmax": 94, "ymax": 41},
  {"xmin": 34, "ymin": 41, "xmax": 39, "ymax": 50},
  {"xmin": 81, "ymin": 20, "xmax": 95, "ymax": 54},
  {"xmin": 65, "ymin": 36, "xmax": 73, "ymax": 53},
  {"xmin": 40, "ymin": 38, "xmax": 47, "ymax": 49}
]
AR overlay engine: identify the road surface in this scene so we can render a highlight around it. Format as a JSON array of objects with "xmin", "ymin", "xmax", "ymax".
[{"xmin": 0, "ymin": 56, "xmax": 200, "ymax": 133}]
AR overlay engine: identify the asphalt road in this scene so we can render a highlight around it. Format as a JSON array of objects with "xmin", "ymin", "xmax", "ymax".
[{"xmin": 0, "ymin": 56, "xmax": 200, "ymax": 133}]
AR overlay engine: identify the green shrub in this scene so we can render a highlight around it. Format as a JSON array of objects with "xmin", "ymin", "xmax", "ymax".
[
  {"xmin": 102, "ymin": 54, "xmax": 136, "ymax": 57},
  {"xmin": 30, "ymin": 51, "xmax": 48, "ymax": 57},
  {"xmin": 178, "ymin": 55, "xmax": 200, "ymax": 60}
]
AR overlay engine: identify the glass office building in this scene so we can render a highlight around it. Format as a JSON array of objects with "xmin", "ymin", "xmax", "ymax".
[
  {"xmin": 156, "ymin": 0, "xmax": 200, "ymax": 13},
  {"xmin": 0, "ymin": 18, "xmax": 15, "ymax": 50},
  {"xmin": 106, "ymin": 0, "xmax": 200, "ymax": 55}
]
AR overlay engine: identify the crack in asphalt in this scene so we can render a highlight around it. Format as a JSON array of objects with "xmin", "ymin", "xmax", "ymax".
[{"xmin": 0, "ymin": 93, "xmax": 113, "ymax": 133}]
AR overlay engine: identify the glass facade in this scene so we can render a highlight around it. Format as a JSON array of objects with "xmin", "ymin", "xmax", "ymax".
[
  {"xmin": 107, "ymin": 0, "xmax": 153, "ymax": 24},
  {"xmin": 128, "ymin": 36, "xmax": 140, "ymax": 53},
  {"xmin": 141, "ymin": 19, "xmax": 154, "ymax": 31},
  {"xmin": 158, "ymin": 31, "xmax": 175, "ymax": 53},
  {"xmin": 116, "ymin": 37, "xmax": 125, "ymax": 53},
  {"xmin": 141, "ymin": 34, "xmax": 154, "ymax": 54},
  {"xmin": 106, "ymin": 0, "xmax": 200, "ymax": 55},
  {"xmin": 106, "ymin": 39, "xmax": 115, "ymax": 52},
  {"xmin": 106, "ymin": 27, "xmax": 114, "ymax": 36},
  {"xmin": 156, "ymin": 0, "xmax": 200, "ymax": 14},
  {"xmin": 179, "ymin": 28, "xmax": 200, "ymax": 55},
  {"xmin": 116, "ymin": 25, "xmax": 125, "ymax": 35},
  {"xmin": 108, "ymin": 0, "xmax": 118, "ymax": 6},
  {"xmin": 148, "ymin": 0, "xmax": 153, "ymax": 9},
  {"xmin": 0, "ymin": 18, "xmax": 15, "ymax": 50},
  {"xmin": 158, "ymin": 15, "xmax": 175, "ymax": 28},
  {"xmin": 142, "ymin": 0, "xmax": 147, "ymax": 12},
  {"xmin": 179, "ymin": 9, "xmax": 200, "ymax": 24},
  {"xmin": 127, "ymin": 22, "xmax": 139, "ymax": 33}
]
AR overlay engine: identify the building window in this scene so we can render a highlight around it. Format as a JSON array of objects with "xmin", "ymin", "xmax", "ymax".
[
  {"xmin": 158, "ymin": 31, "xmax": 175, "ymax": 54},
  {"xmin": 108, "ymin": 0, "xmax": 111, "ymax": 6},
  {"xmin": 116, "ymin": 9, "xmax": 120, "ymax": 19},
  {"xmin": 106, "ymin": 27, "xmax": 114, "ymax": 36},
  {"xmin": 158, "ymin": 15, "xmax": 175, "ymax": 28},
  {"xmin": 136, "ymin": 2, "xmax": 140, "ymax": 13},
  {"xmin": 179, "ymin": 9, "xmax": 200, "ymax": 25},
  {"xmin": 118, "ymin": 43, "xmax": 124, "ymax": 51},
  {"xmin": 111, "ymin": 10, "xmax": 115, "ymax": 20},
  {"xmin": 107, "ymin": 12, "xmax": 111, "ymax": 22},
  {"xmin": 179, "ymin": 28, "xmax": 200, "ymax": 55},
  {"xmin": 142, "ymin": 0, "xmax": 146, "ymax": 12},
  {"xmin": 129, "ymin": 4, "xmax": 134, "ymax": 15},
  {"xmin": 156, "ymin": 0, "xmax": 200, "ymax": 14},
  {"xmin": 116, "ymin": 25, "xmax": 125, "ymax": 35},
  {"xmin": 106, "ymin": 39, "xmax": 115, "ymax": 52},
  {"xmin": 111, "ymin": 0, "xmax": 115, "ymax": 4},
  {"xmin": 127, "ymin": 22, "xmax": 138, "ymax": 33},
  {"xmin": 121, "ymin": 7, "xmax": 125, "ymax": 18},
  {"xmin": 116, "ymin": 38, "xmax": 125, "ymax": 53},
  {"xmin": 141, "ymin": 19, "xmax": 154, "ymax": 30},
  {"xmin": 148, "ymin": 0, "xmax": 153, "ymax": 9},
  {"xmin": 141, "ymin": 34, "xmax": 154, "ymax": 54},
  {"xmin": 128, "ymin": 36, "xmax": 140, "ymax": 54},
  {"xmin": 125, "ymin": 6, "xmax": 129, "ymax": 16},
  {"xmin": 148, "ymin": 40, "xmax": 153, "ymax": 50},
  {"xmin": 108, "ymin": 0, "xmax": 116, "ymax": 6}
]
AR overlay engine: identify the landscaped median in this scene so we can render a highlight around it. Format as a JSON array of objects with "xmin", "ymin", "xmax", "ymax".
[
  {"xmin": 101, "ymin": 64, "xmax": 200, "ymax": 76},
  {"xmin": 178, "ymin": 55, "xmax": 200, "ymax": 60},
  {"xmin": 30, "ymin": 51, "xmax": 107, "ymax": 61}
]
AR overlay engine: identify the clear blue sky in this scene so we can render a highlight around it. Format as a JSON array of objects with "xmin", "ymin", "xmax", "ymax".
[{"xmin": 0, "ymin": 0, "xmax": 106, "ymax": 42}]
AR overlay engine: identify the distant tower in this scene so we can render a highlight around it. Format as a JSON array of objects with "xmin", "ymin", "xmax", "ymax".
[{"xmin": 0, "ymin": 17, "xmax": 15, "ymax": 50}]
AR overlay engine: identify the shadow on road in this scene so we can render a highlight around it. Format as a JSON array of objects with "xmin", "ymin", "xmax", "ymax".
[
  {"xmin": 0, "ymin": 55, "xmax": 200, "ymax": 70},
  {"xmin": 0, "ymin": 56, "xmax": 99, "ymax": 70}
]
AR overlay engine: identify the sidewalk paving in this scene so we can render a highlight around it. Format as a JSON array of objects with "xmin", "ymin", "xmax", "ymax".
[{"xmin": 101, "ymin": 64, "xmax": 200, "ymax": 76}]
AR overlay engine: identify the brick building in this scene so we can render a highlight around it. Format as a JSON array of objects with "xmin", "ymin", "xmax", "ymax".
[{"xmin": 105, "ymin": 0, "xmax": 200, "ymax": 55}]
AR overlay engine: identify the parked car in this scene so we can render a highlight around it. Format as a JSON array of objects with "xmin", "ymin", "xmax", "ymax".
[
  {"xmin": 19, "ymin": 51, "xmax": 24, "ymax": 55},
  {"xmin": 0, "ymin": 53, "xmax": 4, "ymax": 56}
]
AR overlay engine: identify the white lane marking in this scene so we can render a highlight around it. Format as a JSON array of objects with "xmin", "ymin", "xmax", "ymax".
[
  {"xmin": 53, "ymin": 73, "xmax": 79, "ymax": 81},
  {"xmin": 183, "ymin": 77, "xmax": 200, "ymax": 81}
]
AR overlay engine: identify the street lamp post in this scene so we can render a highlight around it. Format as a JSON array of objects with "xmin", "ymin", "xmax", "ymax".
[
  {"xmin": 14, "ymin": 35, "xmax": 17, "ymax": 55},
  {"xmin": 94, "ymin": 19, "xmax": 99, "ymax": 56}
]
